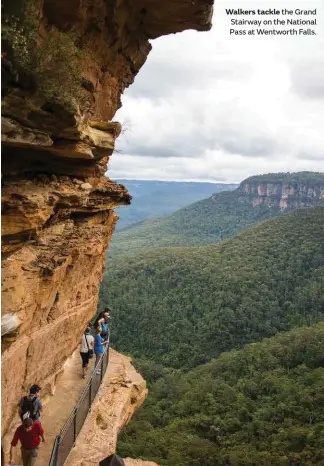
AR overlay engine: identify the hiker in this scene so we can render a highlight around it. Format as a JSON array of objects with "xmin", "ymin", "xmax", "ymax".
[
  {"xmin": 19, "ymin": 385, "xmax": 43, "ymax": 422},
  {"xmin": 94, "ymin": 327, "xmax": 109, "ymax": 375},
  {"xmin": 97, "ymin": 310, "xmax": 111, "ymax": 341},
  {"xmin": 80, "ymin": 327, "xmax": 94, "ymax": 379},
  {"xmin": 10, "ymin": 417, "xmax": 45, "ymax": 466}
]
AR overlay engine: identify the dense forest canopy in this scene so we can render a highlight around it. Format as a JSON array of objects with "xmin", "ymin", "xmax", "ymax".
[
  {"xmin": 117, "ymin": 324, "xmax": 324, "ymax": 466},
  {"xmin": 100, "ymin": 185, "xmax": 324, "ymax": 466},
  {"xmin": 109, "ymin": 190, "xmax": 281, "ymax": 254},
  {"xmin": 100, "ymin": 207, "xmax": 324, "ymax": 368}
]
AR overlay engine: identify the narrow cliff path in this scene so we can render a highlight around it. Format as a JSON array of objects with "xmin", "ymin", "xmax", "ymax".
[
  {"xmin": 39, "ymin": 348, "xmax": 96, "ymax": 465},
  {"xmin": 4, "ymin": 346, "xmax": 156, "ymax": 466},
  {"xmin": 35, "ymin": 347, "xmax": 152, "ymax": 466}
]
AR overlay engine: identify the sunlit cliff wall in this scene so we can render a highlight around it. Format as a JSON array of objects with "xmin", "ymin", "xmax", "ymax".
[
  {"xmin": 239, "ymin": 175, "xmax": 324, "ymax": 209},
  {"xmin": 1, "ymin": 0, "xmax": 214, "ymax": 436}
]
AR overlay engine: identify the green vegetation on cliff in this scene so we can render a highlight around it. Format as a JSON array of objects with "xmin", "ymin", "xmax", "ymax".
[
  {"xmin": 117, "ymin": 324, "xmax": 324, "ymax": 466},
  {"xmin": 243, "ymin": 171, "xmax": 324, "ymax": 185},
  {"xmin": 100, "ymin": 207, "xmax": 324, "ymax": 368},
  {"xmin": 2, "ymin": 0, "xmax": 83, "ymax": 108}
]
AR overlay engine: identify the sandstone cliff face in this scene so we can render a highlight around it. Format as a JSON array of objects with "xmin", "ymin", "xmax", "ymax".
[
  {"xmin": 64, "ymin": 349, "xmax": 150, "ymax": 466},
  {"xmin": 1, "ymin": 0, "xmax": 214, "ymax": 438},
  {"xmin": 239, "ymin": 177, "xmax": 324, "ymax": 210}
]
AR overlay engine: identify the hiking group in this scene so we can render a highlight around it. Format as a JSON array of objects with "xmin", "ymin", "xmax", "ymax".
[
  {"xmin": 8, "ymin": 308, "xmax": 111, "ymax": 466},
  {"xmin": 80, "ymin": 308, "xmax": 111, "ymax": 378},
  {"xmin": 10, "ymin": 384, "xmax": 44, "ymax": 466}
]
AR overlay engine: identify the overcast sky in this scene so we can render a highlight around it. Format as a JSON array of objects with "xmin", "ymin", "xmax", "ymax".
[{"xmin": 109, "ymin": 0, "xmax": 324, "ymax": 183}]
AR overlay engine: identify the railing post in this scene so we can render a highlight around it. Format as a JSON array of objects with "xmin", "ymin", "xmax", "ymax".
[
  {"xmin": 100, "ymin": 353, "xmax": 104, "ymax": 382},
  {"xmin": 56, "ymin": 435, "xmax": 61, "ymax": 465},
  {"xmin": 89, "ymin": 377, "xmax": 92, "ymax": 410},
  {"xmin": 48, "ymin": 435, "xmax": 60, "ymax": 466},
  {"xmin": 73, "ymin": 408, "xmax": 77, "ymax": 444}
]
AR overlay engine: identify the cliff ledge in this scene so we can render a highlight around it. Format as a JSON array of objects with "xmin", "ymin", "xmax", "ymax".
[{"xmin": 1, "ymin": 0, "xmax": 214, "ymax": 444}]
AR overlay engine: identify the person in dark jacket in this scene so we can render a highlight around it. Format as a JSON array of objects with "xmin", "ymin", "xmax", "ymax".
[
  {"xmin": 10, "ymin": 417, "xmax": 45, "ymax": 466},
  {"xmin": 19, "ymin": 385, "xmax": 43, "ymax": 422}
]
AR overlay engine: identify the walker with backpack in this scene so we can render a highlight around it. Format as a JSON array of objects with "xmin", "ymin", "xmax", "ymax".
[{"xmin": 20, "ymin": 396, "xmax": 38, "ymax": 421}]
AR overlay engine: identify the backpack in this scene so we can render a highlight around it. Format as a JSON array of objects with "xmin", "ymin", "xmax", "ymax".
[
  {"xmin": 85, "ymin": 334, "xmax": 93, "ymax": 359},
  {"xmin": 20, "ymin": 396, "xmax": 37, "ymax": 421}
]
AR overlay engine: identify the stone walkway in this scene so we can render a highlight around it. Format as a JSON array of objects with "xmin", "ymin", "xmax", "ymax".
[
  {"xmin": 3, "ymin": 347, "xmax": 96, "ymax": 466},
  {"xmin": 38, "ymin": 349, "xmax": 96, "ymax": 466},
  {"xmin": 5, "ymin": 347, "xmax": 156, "ymax": 466}
]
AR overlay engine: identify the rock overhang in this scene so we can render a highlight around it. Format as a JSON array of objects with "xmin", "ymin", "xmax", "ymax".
[{"xmin": 1, "ymin": 0, "xmax": 214, "ymax": 438}]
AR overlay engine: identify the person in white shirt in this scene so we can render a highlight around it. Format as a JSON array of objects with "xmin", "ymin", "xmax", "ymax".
[{"xmin": 80, "ymin": 327, "xmax": 94, "ymax": 379}]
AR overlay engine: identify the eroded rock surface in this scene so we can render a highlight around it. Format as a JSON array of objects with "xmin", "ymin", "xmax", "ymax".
[
  {"xmin": 1, "ymin": 0, "xmax": 214, "ymax": 444},
  {"xmin": 2, "ymin": 348, "xmax": 153, "ymax": 466},
  {"xmin": 239, "ymin": 179, "xmax": 324, "ymax": 210},
  {"xmin": 64, "ymin": 349, "xmax": 148, "ymax": 466}
]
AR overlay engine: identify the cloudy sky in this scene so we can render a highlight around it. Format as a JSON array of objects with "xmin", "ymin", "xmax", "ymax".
[{"xmin": 109, "ymin": 0, "xmax": 324, "ymax": 183}]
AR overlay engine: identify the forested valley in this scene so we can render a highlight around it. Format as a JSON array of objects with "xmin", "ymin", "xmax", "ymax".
[
  {"xmin": 109, "ymin": 189, "xmax": 280, "ymax": 255},
  {"xmin": 114, "ymin": 180, "xmax": 237, "ymax": 231},
  {"xmin": 118, "ymin": 324, "xmax": 324, "ymax": 466},
  {"xmin": 109, "ymin": 172, "xmax": 324, "ymax": 256},
  {"xmin": 99, "ymin": 205, "xmax": 324, "ymax": 465},
  {"xmin": 101, "ymin": 207, "xmax": 324, "ymax": 369}
]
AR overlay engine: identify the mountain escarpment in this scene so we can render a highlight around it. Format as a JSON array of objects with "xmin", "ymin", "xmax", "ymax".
[
  {"xmin": 239, "ymin": 172, "xmax": 324, "ymax": 209},
  {"xmin": 1, "ymin": 0, "xmax": 214, "ymax": 437},
  {"xmin": 109, "ymin": 171, "xmax": 324, "ymax": 254}
]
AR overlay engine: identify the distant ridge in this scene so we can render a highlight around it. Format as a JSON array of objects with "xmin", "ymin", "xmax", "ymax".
[
  {"xmin": 113, "ymin": 179, "xmax": 237, "ymax": 231},
  {"xmin": 110, "ymin": 171, "xmax": 324, "ymax": 255}
]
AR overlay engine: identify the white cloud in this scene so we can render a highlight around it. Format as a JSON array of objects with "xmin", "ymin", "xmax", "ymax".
[
  {"xmin": 109, "ymin": 0, "xmax": 324, "ymax": 183},
  {"xmin": 109, "ymin": 151, "xmax": 324, "ymax": 183}
]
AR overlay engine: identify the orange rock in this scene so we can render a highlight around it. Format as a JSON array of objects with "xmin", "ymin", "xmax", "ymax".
[
  {"xmin": 1, "ymin": 0, "xmax": 214, "ymax": 448},
  {"xmin": 64, "ymin": 350, "xmax": 148, "ymax": 466}
]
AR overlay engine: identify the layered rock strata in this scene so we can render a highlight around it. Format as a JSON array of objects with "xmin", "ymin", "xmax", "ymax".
[
  {"xmin": 1, "ymin": 0, "xmax": 214, "ymax": 440},
  {"xmin": 239, "ymin": 176, "xmax": 324, "ymax": 210},
  {"xmin": 1, "ymin": 176, "xmax": 129, "ymax": 434}
]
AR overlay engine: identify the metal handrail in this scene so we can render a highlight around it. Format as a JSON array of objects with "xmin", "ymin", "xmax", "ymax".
[
  {"xmin": 48, "ymin": 435, "xmax": 60, "ymax": 466},
  {"xmin": 59, "ymin": 337, "xmax": 109, "ymax": 438},
  {"xmin": 48, "ymin": 338, "xmax": 110, "ymax": 465}
]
